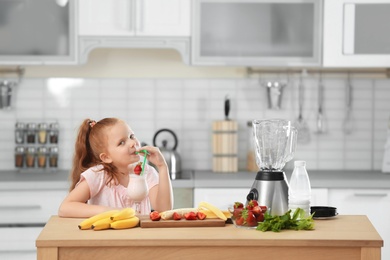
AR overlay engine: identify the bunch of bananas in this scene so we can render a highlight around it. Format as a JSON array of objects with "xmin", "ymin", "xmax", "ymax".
[{"xmin": 78, "ymin": 208, "xmax": 139, "ymax": 231}]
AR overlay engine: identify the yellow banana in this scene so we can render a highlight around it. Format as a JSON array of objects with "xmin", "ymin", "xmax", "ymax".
[
  {"xmin": 110, "ymin": 208, "xmax": 136, "ymax": 221},
  {"xmin": 78, "ymin": 210, "xmax": 120, "ymax": 230},
  {"xmin": 110, "ymin": 216, "xmax": 140, "ymax": 229},
  {"xmin": 198, "ymin": 201, "xmax": 227, "ymax": 221},
  {"xmin": 198, "ymin": 209, "xmax": 231, "ymax": 219},
  {"xmin": 91, "ymin": 217, "xmax": 114, "ymax": 231}
]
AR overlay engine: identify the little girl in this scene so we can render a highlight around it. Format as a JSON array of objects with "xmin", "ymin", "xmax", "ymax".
[{"xmin": 58, "ymin": 118, "xmax": 173, "ymax": 217}]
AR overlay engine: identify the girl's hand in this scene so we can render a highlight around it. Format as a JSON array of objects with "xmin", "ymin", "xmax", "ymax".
[{"xmin": 137, "ymin": 146, "xmax": 167, "ymax": 168}]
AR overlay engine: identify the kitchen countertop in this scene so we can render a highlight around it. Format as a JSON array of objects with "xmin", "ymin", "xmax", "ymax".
[
  {"xmin": 0, "ymin": 169, "xmax": 195, "ymax": 190},
  {"xmin": 36, "ymin": 215, "xmax": 382, "ymax": 260},
  {"xmin": 194, "ymin": 170, "xmax": 390, "ymax": 189},
  {"xmin": 1, "ymin": 169, "xmax": 390, "ymax": 190}
]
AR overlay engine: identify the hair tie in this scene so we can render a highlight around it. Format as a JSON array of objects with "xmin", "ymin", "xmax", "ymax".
[{"xmin": 89, "ymin": 120, "xmax": 96, "ymax": 128}]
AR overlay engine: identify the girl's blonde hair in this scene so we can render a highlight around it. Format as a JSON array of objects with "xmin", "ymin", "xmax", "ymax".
[{"xmin": 69, "ymin": 118, "xmax": 122, "ymax": 191}]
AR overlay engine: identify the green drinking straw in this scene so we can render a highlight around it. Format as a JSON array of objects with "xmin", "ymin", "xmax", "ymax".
[{"xmin": 135, "ymin": 150, "xmax": 149, "ymax": 176}]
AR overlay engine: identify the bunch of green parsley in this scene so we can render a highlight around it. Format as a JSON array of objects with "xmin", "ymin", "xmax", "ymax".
[{"xmin": 256, "ymin": 208, "xmax": 315, "ymax": 232}]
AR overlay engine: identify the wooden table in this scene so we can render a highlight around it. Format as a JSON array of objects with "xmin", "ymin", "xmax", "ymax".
[{"xmin": 36, "ymin": 215, "xmax": 383, "ymax": 260}]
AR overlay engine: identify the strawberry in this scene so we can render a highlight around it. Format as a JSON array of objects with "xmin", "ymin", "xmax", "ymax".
[
  {"xmin": 134, "ymin": 162, "xmax": 143, "ymax": 175},
  {"xmin": 234, "ymin": 202, "xmax": 244, "ymax": 209},
  {"xmin": 240, "ymin": 209, "xmax": 257, "ymax": 227},
  {"xmin": 184, "ymin": 212, "xmax": 197, "ymax": 220},
  {"xmin": 246, "ymin": 199, "xmax": 259, "ymax": 210},
  {"xmin": 256, "ymin": 212, "xmax": 264, "ymax": 222},
  {"xmin": 233, "ymin": 208, "xmax": 242, "ymax": 219},
  {"xmin": 235, "ymin": 216, "xmax": 244, "ymax": 226},
  {"xmin": 252, "ymin": 205, "xmax": 262, "ymax": 217},
  {"xmin": 173, "ymin": 212, "xmax": 181, "ymax": 220},
  {"xmin": 150, "ymin": 211, "xmax": 161, "ymax": 221},
  {"xmin": 196, "ymin": 212, "xmax": 206, "ymax": 220}
]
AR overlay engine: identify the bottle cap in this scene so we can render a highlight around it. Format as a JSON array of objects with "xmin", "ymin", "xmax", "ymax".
[{"xmin": 294, "ymin": 161, "xmax": 306, "ymax": 167}]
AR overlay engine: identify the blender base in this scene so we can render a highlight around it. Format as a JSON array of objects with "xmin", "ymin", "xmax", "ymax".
[{"xmin": 247, "ymin": 171, "xmax": 289, "ymax": 216}]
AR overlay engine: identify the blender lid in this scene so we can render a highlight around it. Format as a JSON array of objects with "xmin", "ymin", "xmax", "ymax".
[{"xmin": 255, "ymin": 171, "xmax": 285, "ymax": 181}]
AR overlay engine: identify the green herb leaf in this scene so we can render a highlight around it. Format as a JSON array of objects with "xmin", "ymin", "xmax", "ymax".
[{"xmin": 256, "ymin": 208, "xmax": 315, "ymax": 232}]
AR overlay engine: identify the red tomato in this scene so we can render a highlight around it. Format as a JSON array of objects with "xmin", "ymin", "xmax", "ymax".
[
  {"xmin": 184, "ymin": 212, "xmax": 197, "ymax": 220},
  {"xmin": 196, "ymin": 212, "xmax": 206, "ymax": 220},
  {"xmin": 173, "ymin": 212, "xmax": 182, "ymax": 220},
  {"xmin": 134, "ymin": 162, "xmax": 143, "ymax": 175},
  {"xmin": 150, "ymin": 211, "xmax": 161, "ymax": 221}
]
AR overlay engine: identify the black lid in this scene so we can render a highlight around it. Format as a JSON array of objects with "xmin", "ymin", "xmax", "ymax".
[{"xmin": 255, "ymin": 170, "xmax": 285, "ymax": 181}]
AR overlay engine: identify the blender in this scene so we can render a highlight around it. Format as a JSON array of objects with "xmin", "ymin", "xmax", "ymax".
[{"xmin": 246, "ymin": 119, "xmax": 297, "ymax": 216}]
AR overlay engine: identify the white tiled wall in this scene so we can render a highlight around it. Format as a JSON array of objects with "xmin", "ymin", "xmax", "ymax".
[{"xmin": 0, "ymin": 76, "xmax": 389, "ymax": 172}]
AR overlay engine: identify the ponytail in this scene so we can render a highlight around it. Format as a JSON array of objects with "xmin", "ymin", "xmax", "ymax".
[{"xmin": 69, "ymin": 118, "xmax": 121, "ymax": 191}]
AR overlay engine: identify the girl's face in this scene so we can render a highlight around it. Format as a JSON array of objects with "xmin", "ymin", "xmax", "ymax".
[{"xmin": 101, "ymin": 121, "xmax": 141, "ymax": 172}]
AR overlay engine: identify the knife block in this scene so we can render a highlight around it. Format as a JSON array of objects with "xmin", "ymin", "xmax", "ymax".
[{"xmin": 212, "ymin": 120, "xmax": 238, "ymax": 172}]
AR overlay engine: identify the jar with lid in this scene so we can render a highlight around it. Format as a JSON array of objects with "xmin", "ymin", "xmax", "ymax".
[
  {"xmin": 26, "ymin": 123, "xmax": 37, "ymax": 144},
  {"xmin": 15, "ymin": 146, "xmax": 25, "ymax": 168},
  {"xmin": 38, "ymin": 123, "xmax": 48, "ymax": 144},
  {"xmin": 246, "ymin": 121, "xmax": 258, "ymax": 172},
  {"xmin": 26, "ymin": 147, "xmax": 36, "ymax": 168},
  {"xmin": 49, "ymin": 122, "xmax": 59, "ymax": 144},
  {"xmin": 37, "ymin": 146, "xmax": 48, "ymax": 168},
  {"xmin": 49, "ymin": 146, "xmax": 58, "ymax": 168},
  {"xmin": 15, "ymin": 122, "xmax": 25, "ymax": 144}
]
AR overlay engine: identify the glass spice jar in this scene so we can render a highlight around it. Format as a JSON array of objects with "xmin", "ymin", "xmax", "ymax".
[
  {"xmin": 15, "ymin": 146, "xmax": 25, "ymax": 168},
  {"xmin": 38, "ymin": 123, "xmax": 48, "ymax": 144},
  {"xmin": 49, "ymin": 146, "xmax": 58, "ymax": 168},
  {"xmin": 26, "ymin": 123, "xmax": 37, "ymax": 144},
  {"xmin": 26, "ymin": 147, "xmax": 36, "ymax": 168},
  {"xmin": 49, "ymin": 123, "xmax": 59, "ymax": 144},
  {"xmin": 37, "ymin": 146, "xmax": 48, "ymax": 168},
  {"xmin": 15, "ymin": 122, "xmax": 25, "ymax": 144}
]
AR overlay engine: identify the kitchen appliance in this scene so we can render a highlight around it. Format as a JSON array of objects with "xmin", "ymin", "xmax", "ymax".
[
  {"xmin": 153, "ymin": 129, "xmax": 182, "ymax": 180},
  {"xmin": 246, "ymin": 119, "xmax": 297, "ymax": 216}
]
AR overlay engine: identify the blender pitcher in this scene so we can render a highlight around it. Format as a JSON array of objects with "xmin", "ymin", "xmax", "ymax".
[{"xmin": 247, "ymin": 119, "xmax": 297, "ymax": 216}]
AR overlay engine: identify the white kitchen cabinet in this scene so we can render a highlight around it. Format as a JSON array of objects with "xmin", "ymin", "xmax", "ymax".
[
  {"xmin": 194, "ymin": 188, "xmax": 249, "ymax": 210},
  {"xmin": 192, "ymin": 0, "xmax": 322, "ymax": 66},
  {"xmin": 328, "ymin": 188, "xmax": 390, "ymax": 260},
  {"xmin": 194, "ymin": 188, "xmax": 329, "ymax": 211},
  {"xmin": 79, "ymin": 0, "xmax": 191, "ymax": 36},
  {"xmin": 0, "ymin": 189, "xmax": 67, "ymax": 224},
  {"xmin": 311, "ymin": 188, "xmax": 329, "ymax": 206},
  {"xmin": 323, "ymin": 0, "xmax": 390, "ymax": 67},
  {"xmin": 78, "ymin": 0, "xmax": 191, "ymax": 64},
  {"xmin": 0, "ymin": 188, "xmax": 67, "ymax": 260},
  {"xmin": 0, "ymin": 0, "xmax": 77, "ymax": 65}
]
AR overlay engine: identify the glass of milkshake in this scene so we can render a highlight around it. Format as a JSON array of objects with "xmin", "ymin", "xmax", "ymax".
[{"xmin": 127, "ymin": 173, "xmax": 149, "ymax": 214}]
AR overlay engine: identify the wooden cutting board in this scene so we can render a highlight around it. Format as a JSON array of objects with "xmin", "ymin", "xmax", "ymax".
[{"xmin": 139, "ymin": 215, "xmax": 226, "ymax": 228}]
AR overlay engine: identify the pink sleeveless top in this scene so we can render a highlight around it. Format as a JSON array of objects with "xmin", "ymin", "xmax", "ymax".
[{"xmin": 77, "ymin": 164, "xmax": 159, "ymax": 214}]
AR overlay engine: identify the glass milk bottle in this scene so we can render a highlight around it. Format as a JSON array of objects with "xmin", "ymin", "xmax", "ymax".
[{"xmin": 288, "ymin": 161, "xmax": 311, "ymax": 217}]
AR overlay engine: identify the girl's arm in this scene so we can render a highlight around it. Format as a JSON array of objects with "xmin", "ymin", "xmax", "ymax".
[
  {"xmin": 58, "ymin": 180, "xmax": 118, "ymax": 218},
  {"xmin": 141, "ymin": 146, "xmax": 174, "ymax": 212}
]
